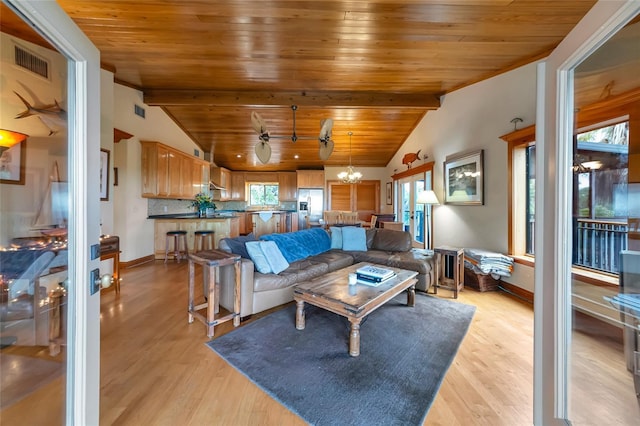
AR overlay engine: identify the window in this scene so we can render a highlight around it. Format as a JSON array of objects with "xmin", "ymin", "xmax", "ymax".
[
  {"xmin": 503, "ymin": 119, "xmax": 630, "ymax": 275},
  {"xmin": 248, "ymin": 183, "xmax": 279, "ymax": 206}
]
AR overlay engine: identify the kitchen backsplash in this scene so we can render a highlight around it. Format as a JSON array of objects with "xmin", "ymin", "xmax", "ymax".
[{"xmin": 147, "ymin": 199, "xmax": 296, "ymax": 216}]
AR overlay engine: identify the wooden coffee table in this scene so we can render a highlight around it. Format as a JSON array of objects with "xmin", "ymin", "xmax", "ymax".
[{"xmin": 293, "ymin": 262, "xmax": 418, "ymax": 357}]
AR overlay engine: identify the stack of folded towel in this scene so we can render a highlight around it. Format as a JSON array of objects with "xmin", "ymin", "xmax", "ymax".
[{"xmin": 464, "ymin": 248, "xmax": 514, "ymax": 279}]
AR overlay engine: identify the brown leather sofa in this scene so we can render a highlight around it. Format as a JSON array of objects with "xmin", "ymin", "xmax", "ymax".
[{"xmin": 218, "ymin": 228, "xmax": 434, "ymax": 318}]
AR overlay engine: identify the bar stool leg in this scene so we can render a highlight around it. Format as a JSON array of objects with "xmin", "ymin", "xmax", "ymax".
[
  {"xmin": 174, "ymin": 234, "xmax": 181, "ymax": 262},
  {"xmin": 164, "ymin": 235, "xmax": 171, "ymax": 263}
]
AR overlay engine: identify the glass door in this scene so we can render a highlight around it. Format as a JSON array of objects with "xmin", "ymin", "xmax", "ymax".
[
  {"xmin": 397, "ymin": 171, "xmax": 433, "ymax": 248},
  {"xmin": 1, "ymin": 1, "xmax": 101, "ymax": 424}
]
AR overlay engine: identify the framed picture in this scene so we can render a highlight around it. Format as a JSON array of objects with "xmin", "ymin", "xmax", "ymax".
[
  {"xmin": 0, "ymin": 140, "xmax": 26, "ymax": 185},
  {"xmin": 444, "ymin": 149, "xmax": 484, "ymax": 205},
  {"xmin": 386, "ymin": 182, "xmax": 393, "ymax": 205},
  {"xmin": 100, "ymin": 148, "xmax": 110, "ymax": 201}
]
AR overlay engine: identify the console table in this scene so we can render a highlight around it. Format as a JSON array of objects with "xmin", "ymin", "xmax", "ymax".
[
  {"xmin": 433, "ymin": 246, "xmax": 464, "ymax": 298},
  {"xmin": 188, "ymin": 250, "xmax": 241, "ymax": 337},
  {"xmin": 100, "ymin": 235, "xmax": 120, "ymax": 294}
]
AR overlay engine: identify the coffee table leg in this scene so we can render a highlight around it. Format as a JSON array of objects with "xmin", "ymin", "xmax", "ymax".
[
  {"xmin": 407, "ymin": 285, "xmax": 415, "ymax": 307},
  {"xmin": 349, "ymin": 319, "xmax": 362, "ymax": 357},
  {"xmin": 295, "ymin": 300, "xmax": 305, "ymax": 330}
]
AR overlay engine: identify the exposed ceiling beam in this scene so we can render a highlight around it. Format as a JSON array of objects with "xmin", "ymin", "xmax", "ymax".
[{"xmin": 144, "ymin": 90, "xmax": 440, "ymax": 109}]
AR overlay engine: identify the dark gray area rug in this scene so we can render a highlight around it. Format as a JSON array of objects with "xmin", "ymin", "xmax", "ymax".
[{"xmin": 207, "ymin": 293, "xmax": 476, "ymax": 425}]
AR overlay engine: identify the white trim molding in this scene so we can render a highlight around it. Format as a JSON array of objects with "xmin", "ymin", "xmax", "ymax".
[{"xmin": 534, "ymin": 1, "xmax": 640, "ymax": 424}]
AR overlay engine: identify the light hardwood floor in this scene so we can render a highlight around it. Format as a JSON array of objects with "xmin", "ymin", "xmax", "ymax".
[{"xmin": 1, "ymin": 260, "xmax": 638, "ymax": 425}]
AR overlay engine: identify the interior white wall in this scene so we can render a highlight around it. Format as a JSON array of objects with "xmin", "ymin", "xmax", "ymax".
[
  {"xmin": 388, "ymin": 62, "xmax": 539, "ymax": 290},
  {"xmin": 108, "ymin": 82, "xmax": 203, "ymax": 262}
]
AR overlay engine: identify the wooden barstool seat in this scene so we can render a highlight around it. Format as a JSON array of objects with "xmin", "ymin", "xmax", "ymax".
[
  {"xmin": 194, "ymin": 230, "xmax": 215, "ymax": 252},
  {"xmin": 165, "ymin": 230, "xmax": 189, "ymax": 263}
]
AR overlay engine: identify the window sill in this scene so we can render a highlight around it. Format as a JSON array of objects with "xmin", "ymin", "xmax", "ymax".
[{"xmin": 509, "ymin": 254, "xmax": 619, "ymax": 288}]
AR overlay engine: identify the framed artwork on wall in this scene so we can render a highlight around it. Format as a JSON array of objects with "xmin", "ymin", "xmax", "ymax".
[
  {"xmin": 444, "ymin": 149, "xmax": 484, "ymax": 205},
  {"xmin": 386, "ymin": 182, "xmax": 392, "ymax": 205},
  {"xmin": 0, "ymin": 141, "xmax": 26, "ymax": 185},
  {"xmin": 100, "ymin": 148, "xmax": 110, "ymax": 201}
]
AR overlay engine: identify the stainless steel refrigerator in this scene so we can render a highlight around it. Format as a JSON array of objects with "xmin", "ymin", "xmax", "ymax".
[{"xmin": 297, "ymin": 188, "xmax": 324, "ymax": 229}]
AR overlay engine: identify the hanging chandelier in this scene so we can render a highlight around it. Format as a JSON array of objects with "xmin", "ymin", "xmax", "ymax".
[{"xmin": 338, "ymin": 132, "xmax": 362, "ymax": 184}]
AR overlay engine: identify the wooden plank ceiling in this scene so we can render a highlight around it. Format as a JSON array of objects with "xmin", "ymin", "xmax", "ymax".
[{"xmin": 2, "ymin": 1, "xmax": 598, "ymax": 171}]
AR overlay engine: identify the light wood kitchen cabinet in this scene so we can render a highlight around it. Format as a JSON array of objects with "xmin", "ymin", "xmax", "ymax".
[
  {"xmin": 296, "ymin": 170, "xmax": 325, "ymax": 188},
  {"xmin": 278, "ymin": 172, "xmax": 297, "ymax": 201},
  {"xmin": 244, "ymin": 172, "xmax": 278, "ymax": 182},
  {"xmin": 211, "ymin": 166, "xmax": 231, "ymax": 200},
  {"xmin": 249, "ymin": 212, "xmax": 283, "ymax": 237},
  {"xmin": 236, "ymin": 212, "xmax": 248, "ymax": 235},
  {"xmin": 140, "ymin": 141, "xmax": 209, "ymax": 199},
  {"xmin": 230, "ymin": 172, "xmax": 246, "ymax": 201}
]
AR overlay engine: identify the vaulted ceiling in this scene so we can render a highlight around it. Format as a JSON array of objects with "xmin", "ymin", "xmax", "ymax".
[{"xmin": 2, "ymin": 1, "xmax": 599, "ymax": 171}]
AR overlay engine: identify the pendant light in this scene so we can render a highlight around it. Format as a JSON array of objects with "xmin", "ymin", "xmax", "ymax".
[{"xmin": 337, "ymin": 132, "xmax": 362, "ymax": 184}]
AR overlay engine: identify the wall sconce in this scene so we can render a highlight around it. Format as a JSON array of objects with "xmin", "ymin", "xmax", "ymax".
[{"xmin": 0, "ymin": 129, "xmax": 28, "ymax": 155}]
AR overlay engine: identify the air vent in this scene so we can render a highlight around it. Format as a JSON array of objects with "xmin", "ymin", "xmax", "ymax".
[
  {"xmin": 134, "ymin": 104, "xmax": 146, "ymax": 118},
  {"xmin": 14, "ymin": 45, "xmax": 49, "ymax": 79}
]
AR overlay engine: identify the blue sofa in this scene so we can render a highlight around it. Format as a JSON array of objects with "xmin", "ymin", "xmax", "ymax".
[{"xmin": 217, "ymin": 228, "xmax": 434, "ymax": 318}]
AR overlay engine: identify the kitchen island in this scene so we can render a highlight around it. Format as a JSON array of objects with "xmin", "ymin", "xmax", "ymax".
[
  {"xmin": 247, "ymin": 211, "xmax": 297, "ymax": 237},
  {"xmin": 152, "ymin": 215, "xmax": 239, "ymax": 260}
]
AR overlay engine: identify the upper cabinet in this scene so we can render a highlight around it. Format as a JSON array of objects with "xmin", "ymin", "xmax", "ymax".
[
  {"xmin": 140, "ymin": 141, "xmax": 209, "ymax": 199},
  {"xmin": 278, "ymin": 172, "xmax": 297, "ymax": 201},
  {"xmin": 297, "ymin": 170, "xmax": 325, "ymax": 188},
  {"xmin": 230, "ymin": 172, "xmax": 246, "ymax": 201}
]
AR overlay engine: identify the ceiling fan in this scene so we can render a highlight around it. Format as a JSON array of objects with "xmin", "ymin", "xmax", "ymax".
[{"xmin": 251, "ymin": 105, "xmax": 334, "ymax": 164}]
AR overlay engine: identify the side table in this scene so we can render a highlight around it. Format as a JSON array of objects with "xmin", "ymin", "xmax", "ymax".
[
  {"xmin": 433, "ymin": 246, "xmax": 464, "ymax": 298},
  {"xmin": 188, "ymin": 250, "xmax": 241, "ymax": 338}
]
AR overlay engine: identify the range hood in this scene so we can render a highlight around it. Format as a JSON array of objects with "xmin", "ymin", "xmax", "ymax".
[{"xmin": 209, "ymin": 181, "xmax": 227, "ymax": 191}]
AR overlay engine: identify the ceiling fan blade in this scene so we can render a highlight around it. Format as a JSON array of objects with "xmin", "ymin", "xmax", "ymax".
[
  {"xmin": 251, "ymin": 111, "xmax": 269, "ymax": 138},
  {"xmin": 255, "ymin": 141, "xmax": 272, "ymax": 164},
  {"xmin": 319, "ymin": 118, "xmax": 333, "ymax": 141},
  {"xmin": 318, "ymin": 139, "xmax": 334, "ymax": 160}
]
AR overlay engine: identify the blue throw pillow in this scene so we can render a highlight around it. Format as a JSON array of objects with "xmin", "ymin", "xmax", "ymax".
[
  {"xmin": 245, "ymin": 241, "xmax": 289, "ymax": 274},
  {"xmin": 222, "ymin": 233, "xmax": 256, "ymax": 259},
  {"xmin": 330, "ymin": 226, "xmax": 343, "ymax": 249},
  {"xmin": 341, "ymin": 226, "xmax": 367, "ymax": 251}
]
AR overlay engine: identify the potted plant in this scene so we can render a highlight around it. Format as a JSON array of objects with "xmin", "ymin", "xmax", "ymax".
[{"xmin": 190, "ymin": 192, "xmax": 215, "ymax": 217}]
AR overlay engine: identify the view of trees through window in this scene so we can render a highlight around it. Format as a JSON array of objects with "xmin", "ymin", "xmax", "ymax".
[{"xmin": 249, "ymin": 183, "xmax": 279, "ymax": 206}]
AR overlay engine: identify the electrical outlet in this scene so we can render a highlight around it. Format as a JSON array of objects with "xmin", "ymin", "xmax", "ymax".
[
  {"xmin": 90, "ymin": 268, "xmax": 100, "ymax": 295},
  {"xmin": 91, "ymin": 243, "xmax": 100, "ymax": 260}
]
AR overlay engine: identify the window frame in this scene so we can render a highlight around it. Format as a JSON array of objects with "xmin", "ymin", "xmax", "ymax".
[
  {"xmin": 248, "ymin": 182, "xmax": 280, "ymax": 207},
  {"xmin": 501, "ymin": 88, "xmax": 639, "ymax": 278}
]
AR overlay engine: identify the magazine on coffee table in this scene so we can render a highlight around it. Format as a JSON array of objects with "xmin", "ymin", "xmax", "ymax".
[{"xmin": 356, "ymin": 265, "xmax": 396, "ymax": 286}]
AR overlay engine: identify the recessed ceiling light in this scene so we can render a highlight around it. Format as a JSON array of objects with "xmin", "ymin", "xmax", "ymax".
[
  {"xmin": 294, "ymin": 154, "xmax": 299, "ymax": 159},
  {"xmin": 236, "ymin": 154, "xmax": 242, "ymax": 158}
]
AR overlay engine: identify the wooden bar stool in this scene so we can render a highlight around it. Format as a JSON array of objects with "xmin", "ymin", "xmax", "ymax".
[
  {"xmin": 194, "ymin": 230, "xmax": 215, "ymax": 252},
  {"xmin": 164, "ymin": 230, "xmax": 189, "ymax": 263}
]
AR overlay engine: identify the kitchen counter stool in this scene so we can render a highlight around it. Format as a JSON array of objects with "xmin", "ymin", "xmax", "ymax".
[
  {"xmin": 164, "ymin": 230, "xmax": 188, "ymax": 263},
  {"xmin": 194, "ymin": 230, "xmax": 215, "ymax": 251}
]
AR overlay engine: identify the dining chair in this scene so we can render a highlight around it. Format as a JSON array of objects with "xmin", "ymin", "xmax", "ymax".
[
  {"xmin": 363, "ymin": 214, "xmax": 378, "ymax": 229},
  {"xmin": 341, "ymin": 211, "xmax": 359, "ymax": 225},
  {"xmin": 323, "ymin": 211, "xmax": 341, "ymax": 228}
]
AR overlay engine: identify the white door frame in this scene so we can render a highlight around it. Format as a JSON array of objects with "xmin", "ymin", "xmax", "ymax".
[
  {"xmin": 6, "ymin": 1, "xmax": 102, "ymax": 424},
  {"xmin": 535, "ymin": 1, "xmax": 640, "ymax": 424}
]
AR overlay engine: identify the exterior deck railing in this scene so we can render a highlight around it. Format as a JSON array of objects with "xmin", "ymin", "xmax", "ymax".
[
  {"xmin": 573, "ymin": 218, "xmax": 629, "ymax": 274},
  {"xmin": 510, "ymin": 216, "xmax": 628, "ymax": 275}
]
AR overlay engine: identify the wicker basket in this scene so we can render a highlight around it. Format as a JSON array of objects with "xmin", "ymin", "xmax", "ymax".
[{"xmin": 464, "ymin": 267, "xmax": 500, "ymax": 292}]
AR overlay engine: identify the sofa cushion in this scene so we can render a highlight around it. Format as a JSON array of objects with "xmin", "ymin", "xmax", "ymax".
[
  {"xmin": 253, "ymin": 270, "xmax": 299, "ymax": 292},
  {"xmin": 341, "ymin": 227, "xmax": 367, "ymax": 251},
  {"xmin": 365, "ymin": 228, "xmax": 377, "ymax": 249},
  {"xmin": 330, "ymin": 226, "xmax": 343, "ymax": 249},
  {"xmin": 219, "ymin": 233, "xmax": 256, "ymax": 259},
  {"xmin": 285, "ymin": 259, "xmax": 330, "ymax": 282},
  {"xmin": 372, "ymin": 229, "xmax": 412, "ymax": 252},
  {"xmin": 245, "ymin": 241, "xmax": 290, "ymax": 274},
  {"xmin": 261, "ymin": 228, "xmax": 331, "ymax": 263},
  {"xmin": 308, "ymin": 250, "xmax": 355, "ymax": 272}
]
